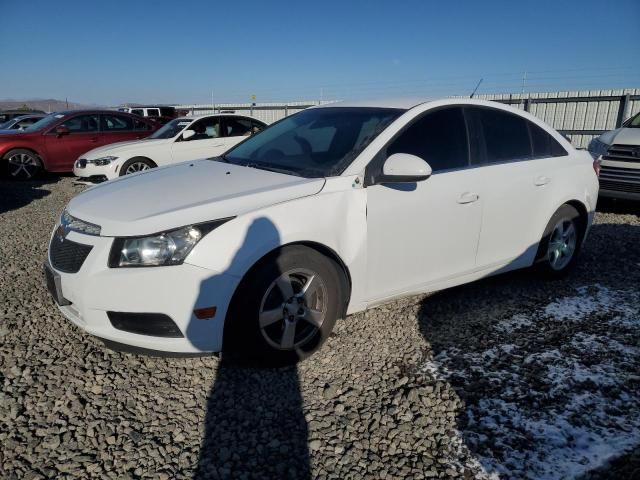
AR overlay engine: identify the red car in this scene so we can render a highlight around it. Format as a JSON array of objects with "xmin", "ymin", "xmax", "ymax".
[{"xmin": 0, "ymin": 110, "xmax": 158, "ymax": 180}]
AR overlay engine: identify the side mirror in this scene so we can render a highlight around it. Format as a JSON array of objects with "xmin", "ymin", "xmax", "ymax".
[
  {"xmin": 55, "ymin": 125, "xmax": 70, "ymax": 137},
  {"xmin": 182, "ymin": 129, "xmax": 196, "ymax": 140},
  {"xmin": 382, "ymin": 153, "xmax": 432, "ymax": 182}
]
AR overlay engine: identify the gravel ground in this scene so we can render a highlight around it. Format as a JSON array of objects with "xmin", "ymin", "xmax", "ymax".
[{"xmin": 1, "ymin": 176, "xmax": 639, "ymax": 479}]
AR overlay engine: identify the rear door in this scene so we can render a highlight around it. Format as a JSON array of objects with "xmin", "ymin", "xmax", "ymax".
[
  {"xmin": 99, "ymin": 114, "xmax": 147, "ymax": 147},
  {"xmin": 171, "ymin": 116, "xmax": 225, "ymax": 162},
  {"xmin": 219, "ymin": 116, "xmax": 265, "ymax": 152},
  {"xmin": 468, "ymin": 106, "xmax": 567, "ymax": 270},
  {"xmin": 44, "ymin": 113, "xmax": 100, "ymax": 170}
]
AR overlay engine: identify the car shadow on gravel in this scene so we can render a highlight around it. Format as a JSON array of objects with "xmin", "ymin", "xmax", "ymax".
[
  {"xmin": 0, "ymin": 175, "xmax": 60, "ymax": 214},
  {"xmin": 414, "ymin": 222, "xmax": 640, "ymax": 478},
  {"xmin": 596, "ymin": 196, "xmax": 640, "ymax": 216},
  {"xmin": 191, "ymin": 217, "xmax": 311, "ymax": 479}
]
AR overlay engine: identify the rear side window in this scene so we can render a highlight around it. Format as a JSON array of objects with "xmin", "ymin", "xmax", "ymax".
[
  {"xmin": 146, "ymin": 109, "xmax": 160, "ymax": 117},
  {"xmin": 387, "ymin": 107, "xmax": 469, "ymax": 172},
  {"xmin": 529, "ymin": 122, "xmax": 567, "ymax": 157},
  {"xmin": 101, "ymin": 114, "xmax": 133, "ymax": 131},
  {"xmin": 131, "ymin": 109, "xmax": 143, "ymax": 116},
  {"xmin": 223, "ymin": 117, "xmax": 253, "ymax": 137},
  {"xmin": 476, "ymin": 108, "xmax": 531, "ymax": 163}
]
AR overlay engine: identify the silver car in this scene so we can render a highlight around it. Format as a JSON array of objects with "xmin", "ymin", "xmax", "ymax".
[{"xmin": 588, "ymin": 111, "xmax": 640, "ymax": 200}]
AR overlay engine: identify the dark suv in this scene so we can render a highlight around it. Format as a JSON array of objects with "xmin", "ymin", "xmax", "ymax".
[{"xmin": 0, "ymin": 110, "xmax": 158, "ymax": 180}]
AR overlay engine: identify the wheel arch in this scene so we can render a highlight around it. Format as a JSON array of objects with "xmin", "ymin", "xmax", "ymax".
[
  {"xmin": 564, "ymin": 199, "xmax": 589, "ymax": 240},
  {"xmin": 226, "ymin": 241, "xmax": 353, "ymax": 324},
  {"xmin": 119, "ymin": 156, "xmax": 157, "ymax": 175}
]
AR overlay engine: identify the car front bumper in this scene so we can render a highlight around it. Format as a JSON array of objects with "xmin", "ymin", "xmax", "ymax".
[
  {"xmin": 45, "ymin": 230, "xmax": 240, "ymax": 354},
  {"xmin": 73, "ymin": 159, "xmax": 119, "ymax": 181}
]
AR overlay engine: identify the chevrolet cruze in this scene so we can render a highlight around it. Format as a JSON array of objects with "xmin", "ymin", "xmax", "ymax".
[{"xmin": 45, "ymin": 99, "xmax": 599, "ymax": 365}]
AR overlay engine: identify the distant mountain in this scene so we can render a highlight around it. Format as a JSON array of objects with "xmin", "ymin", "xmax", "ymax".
[{"xmin": 0, "ymin": 98, "xmax": 104, "ymax": 112}]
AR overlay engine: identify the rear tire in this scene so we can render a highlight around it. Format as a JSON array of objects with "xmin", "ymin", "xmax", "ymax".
[
  {"xmin": 223, "ymin": 245, "xmax": 347, "ymax": 367},
  {"xmin": 119, "ymin": 157, "xmax": 155, "ymax": 176},
  {"xmin": 535, "ymin": 204, "xmax": 583, "ymax": 278},
  {"xmin": 4, "ymin": 149, "xmax": 43, "ymax": 180}
]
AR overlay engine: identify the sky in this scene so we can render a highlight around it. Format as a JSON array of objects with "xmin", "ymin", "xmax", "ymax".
[{"xmin": 1, "ymin": 0, "xmax": 639, "ymax": 106}]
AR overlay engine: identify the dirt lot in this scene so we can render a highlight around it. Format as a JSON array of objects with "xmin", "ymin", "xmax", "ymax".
[{"xmin": 1, "ymin": 176, "xmax": 639, "ymax": 479}]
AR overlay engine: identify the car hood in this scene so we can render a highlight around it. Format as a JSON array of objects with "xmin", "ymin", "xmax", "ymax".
[
  {"xmin": 599, "ymin": 127, "xmax": 640, "ymax": 146},
  {"xmin": 66, "ymin": 159, "xmax": 325, "ymax": 236},
  {"xmin": 83, "ymin": 138, "xmax": 169, "ymax": 158}
]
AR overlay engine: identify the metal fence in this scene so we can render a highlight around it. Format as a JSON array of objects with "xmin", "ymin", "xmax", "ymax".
[{"xmin": 174, "ymin": 88, "xmax": 640, "ymax": 149}]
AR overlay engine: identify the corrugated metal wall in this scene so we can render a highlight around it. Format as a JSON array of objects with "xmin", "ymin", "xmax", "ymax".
[{"xmin": 174, "ymin": 89, "xmax": 640, "ymax": 148}]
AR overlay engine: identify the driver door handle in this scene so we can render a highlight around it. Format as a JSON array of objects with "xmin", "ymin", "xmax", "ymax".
[{"xmin": 457, "ymin": 192, "xmax": 480, "ymax": 204}]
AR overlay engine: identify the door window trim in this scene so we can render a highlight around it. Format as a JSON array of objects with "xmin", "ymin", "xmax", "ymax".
[{"xmin": 364, "ymin": 104, "xmax": 475, "ymax": 186}]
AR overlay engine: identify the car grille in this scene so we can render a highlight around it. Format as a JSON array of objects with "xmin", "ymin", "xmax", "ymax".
[
  {"xmin": 599, "ymin": 165, "xmax": 640, "ymax": 194},
  {"xmin": 602, "ymin": 144, "xmax": 640, "ymax": 163},
  {"xmin": 49, "ymin": 237, "xmax": 93, "ymax": 273}
]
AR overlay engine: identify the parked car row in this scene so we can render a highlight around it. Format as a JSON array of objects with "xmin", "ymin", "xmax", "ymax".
[
  {"xmin": 43, "ymin": 98, "xmax": 600, "ymax": 366},
  {"xmin": 0, "ymin": 109, "xmax": 267, "ymax": 181}
]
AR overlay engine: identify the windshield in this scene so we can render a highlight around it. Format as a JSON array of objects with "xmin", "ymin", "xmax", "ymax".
[
  {"xmin": 24, "ymin": 113, "xmax": 65, "ymax": 132},
  {"xmin": 222, "ymin": 107, "xmax": 402, "ymax": 177},
  {"xmin": 150, "ymin": 118, "xmax": 192, "ymax": 139},
  {"xmin": 624, "ymin": 111, "xmax": 640, "ymax": 128}
]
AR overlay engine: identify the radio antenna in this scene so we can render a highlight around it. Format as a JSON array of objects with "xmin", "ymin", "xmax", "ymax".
[{"xmin": 470, "ymin": 78, "xmax": 483, "ymax": 98}]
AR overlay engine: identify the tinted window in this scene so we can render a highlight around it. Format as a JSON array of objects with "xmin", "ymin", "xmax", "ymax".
[
  {"xmin": 131, "ymin": 109, "xmax": 143, "ymax": 116},
  {"xmin": 147, "ymin": 109, "xmax": 160, "ymax": 117},
  {"xmin": 186, "ymin": 117, "xmax": 221, "ymax": 140},
  {"xmin": 134, "ymin": 118, "xmax": 151, "ymax": 131},
  {"xmin": 101, "ymin": 114, "xmax": 133, "ymax": 131},
  {"xmin": 224, "ymin": 107, "xmax": 402, "ymax": 178},
  {"xmin": 224, "ymin": 117, "xmax": 253, "ymax": 137},
  {"xmin": 387, "ymin": 107, "xmax": 469, "ymax": 172},
  {"xmin": 476, "ymin": 108, "xmax": 531, "ymax": 163},
  {"xmin": 61, "ymin": 114, "xmax": 99, "ymax": 133},
  {"xmin": 529, "ymin": 122, "xmax": 567, "ymax": 157}
]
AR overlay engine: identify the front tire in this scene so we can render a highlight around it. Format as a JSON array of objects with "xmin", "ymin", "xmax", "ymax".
[
  {"xmin": 223, "ymin": 246, "xmax": 347, "ymax": 367},
  {"xmin": 4, "ymin": 149, "xmax": 43, "ymax": 180},
  {"xmin": 535, "ymin": 204, "xmax": 583, "ymax": 278},
  {"xmin": 119, "ymin": 157, "xmax": 155, "ymax": 176}
]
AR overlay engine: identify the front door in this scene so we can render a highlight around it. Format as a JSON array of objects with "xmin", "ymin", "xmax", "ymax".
[
  {"xmin": 44, "ymin": 113, "xmax": 100, "ymax": 170},
  {"xmin": 365, "ymin": 107, "xmax": 483, "ymax": 301},
  {"xmin": 171, "ymin": 116, "xmax": 225, "ymax": 162}
]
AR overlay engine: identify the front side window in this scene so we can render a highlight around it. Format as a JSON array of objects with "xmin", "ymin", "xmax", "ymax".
[
  {"xmin": 223, "ymin": 107, "xmax": 402, "ymax": 178},
  {"xmin": 146, "ymin": 108, "xmax": 160, "ymax": 117},
  {"xmin": 134, "ymin": 118, "xmax": 152, "ymax": 131},
  {"xmin": 386, "ymin": 107, "xmax": 469, "ymax": 172},
  {"xmin": 101, "ymin": 114, "xmax": 133, "ymax": 131},
  {"xmin": 60, "ymin": 114, "xmax": 99, "ymax": 133},
  {"xmin": 475, "ymin": 107, "xmax": 531, "ymax": 163},
  {"xmin": 131, "ymin": 109, "xmax": 144, "ymax": 116},
  {"xmin": 150, "ymin": 118, "xmax": 192, "ymax": 139},
  {"xmin": 187, "ymin": 117, "xmax": 221, "ymax": 140},
  {"xmin": 623, "ymin": 111, "xmax": 640, "ymax": 128}
]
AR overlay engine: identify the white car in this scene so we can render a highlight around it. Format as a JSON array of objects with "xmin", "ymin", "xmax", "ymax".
[
  {"xmin": 73, "ymin": 114, "xmax": 267, "ymax": 182},
  {"xmin": 46, "ymin": 98, "xmax": 599, "ymax": 366}
]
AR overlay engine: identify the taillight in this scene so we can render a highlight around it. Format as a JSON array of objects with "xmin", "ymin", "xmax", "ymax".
[{"xmin": 593, "ymin": 156, "xmax": 601, "ymax": 177}]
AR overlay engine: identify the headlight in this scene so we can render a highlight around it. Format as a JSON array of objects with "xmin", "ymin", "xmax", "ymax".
[
  {"xmin": 87, "ymin": 156, "xmax": 118, "ymax": 166},
  {"xmin": 108, "ymin": 219, "xmax": 232, "ymax": 267},
  {"xmin": 60, "ymin": 210, "xmax": 101, "ymax": 236},
  {"xmin": 587, "ymin": 139, "xmax": 609, "ymax": 158}
]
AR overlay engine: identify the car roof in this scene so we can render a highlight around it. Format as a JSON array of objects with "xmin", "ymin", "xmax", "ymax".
[{"xmin": 313, "ymin": 97, "xmax": 521, "ymax": 111}]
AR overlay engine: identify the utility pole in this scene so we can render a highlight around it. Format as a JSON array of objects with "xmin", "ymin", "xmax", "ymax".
[{"xmin": 521, "ymin": 71, "xmax": 527, "ymax": 95}]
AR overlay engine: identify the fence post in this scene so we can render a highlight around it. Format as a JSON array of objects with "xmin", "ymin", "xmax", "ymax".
[
  {"xmin": 285, "ymin": 104, "xmax": 288, "ymax": 116},
  {"xmin": 616, "ymin": 94, "xmax": 631, "ymax": 127},
  {"xmin": 524, "ymin": 97, "xmax": 531, "ymax": 112}
]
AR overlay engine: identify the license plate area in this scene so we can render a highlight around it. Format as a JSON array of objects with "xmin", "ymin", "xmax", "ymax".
[{"xmin": 43, "ymin": 263, "xmax": 71, "ymax": 306}]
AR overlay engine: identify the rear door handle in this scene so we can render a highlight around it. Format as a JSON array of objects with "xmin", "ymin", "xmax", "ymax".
[
  {"xmin": 457, "ymin": 192, "xmax": 480, "ymax": 204},
  {"xmin": 535, "ymin": 176, "xmax": 551, "ymax": 186}
]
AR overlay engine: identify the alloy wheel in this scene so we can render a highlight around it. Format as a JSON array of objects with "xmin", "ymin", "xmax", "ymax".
[
  {"xmin": 258, "ymin": 268, "xmax": 328, "ymax": 350},
  {"xmin": 7, "ymin": 152, "xmax": 39, "ymax": 179},
  {"xmin": 124, "ymin": 162, "xmax": 151, "ymax": 175},
  {"xmin": 547, "ymin": 219, "xmax": 577, "ymax": 271}
]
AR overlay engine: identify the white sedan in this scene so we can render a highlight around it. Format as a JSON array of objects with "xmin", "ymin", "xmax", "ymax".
[
  {"xmin": 73, "ymin": 113, "xmax": 267, "ymax": 182},
  {"xmin": 46, "ymin": 98, "xmax": 599, "ymax": 366}
]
